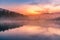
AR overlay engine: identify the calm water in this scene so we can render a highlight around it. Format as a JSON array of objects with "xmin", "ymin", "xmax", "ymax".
[{"xmin": 0, "ymin": 20, "xmax": 60, "ymax": 40}]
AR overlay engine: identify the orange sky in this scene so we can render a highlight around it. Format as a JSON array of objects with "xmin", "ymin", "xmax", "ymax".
[{"xmin": 1, "ymin": 4, "xmax": 60, "ymax": 15}]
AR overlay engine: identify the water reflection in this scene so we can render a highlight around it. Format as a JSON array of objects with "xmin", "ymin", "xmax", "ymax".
[
  {"xmin": 0, "ymin": 18, "xmax": 60, "ymax": 40},
  {"xmin": 0, "ymin": 20, "xmax": 24, "ymax": 31},
  {"xmin": 0, "ymin": 25, "xmax": 60, "ymax": 40}
]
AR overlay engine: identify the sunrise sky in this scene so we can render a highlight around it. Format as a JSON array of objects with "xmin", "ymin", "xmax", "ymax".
[{"xmin": 0, "ymin": 0, "xmax": 60, "ymax": 15}]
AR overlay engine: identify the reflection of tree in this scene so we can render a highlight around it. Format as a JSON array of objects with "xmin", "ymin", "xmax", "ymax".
[{"xmin": 0, "ymin": 23, "xmax": 23, "ymax": 32}]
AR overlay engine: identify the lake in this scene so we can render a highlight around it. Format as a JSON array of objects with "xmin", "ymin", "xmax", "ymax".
[{"xmin": 0, "ymin": 20, "xmax": 60, "ymax": 40}]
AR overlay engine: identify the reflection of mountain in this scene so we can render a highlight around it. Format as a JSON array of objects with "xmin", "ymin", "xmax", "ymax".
[
  {"xmin": 0, "ymin": 8, "xmax": 27, "ymax": 31},
  {"xmin": 49, "ymin": 17, "xmax": 60, "ymax": 25},
  {"xmin": 0, "ymin": 23, "xmax": 23, "ymax": 31}
]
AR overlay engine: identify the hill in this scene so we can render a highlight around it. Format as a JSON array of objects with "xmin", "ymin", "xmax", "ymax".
[{"xmin": 0, "ymin": 8, "xmax": 27, "ymax": 20}]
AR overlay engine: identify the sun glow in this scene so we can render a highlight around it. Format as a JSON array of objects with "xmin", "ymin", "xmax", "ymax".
[
  {"xmin": 7, "ymin": 25, "xmax": 60, "ymax": 36},
  {"xmin": 25, "ymin": 6, "xmax": 42, "ymax": 15},
  {"xmin": 18, "ymin": 5, "xmax": 47, "ymax": 15}
]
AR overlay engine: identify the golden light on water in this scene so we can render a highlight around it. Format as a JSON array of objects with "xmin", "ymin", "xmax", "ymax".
[
  {"xmin": 19, "ymin": 26, "xmax": 60, "ymax": 36},
  {"xmin": 2, "ymin": 25, "xmax": 60, "ymax": 36}
]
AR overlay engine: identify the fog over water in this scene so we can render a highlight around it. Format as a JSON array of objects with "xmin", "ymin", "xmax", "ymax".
[{"xmin": 0, "ymin": 17, "xmax": 60, "ymax": 40}]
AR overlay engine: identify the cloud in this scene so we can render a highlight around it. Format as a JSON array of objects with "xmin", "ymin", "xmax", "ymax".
[
  {"xmin": 0, "ymin": 4, "xmax": 60, "ymax": 15},
  {"xmin": 51, "ymin": 0, "xmax": 60, "ymax": 5},
  {"xmin": 0, "ymin": 0, "xmax": 60, "ymax": 15},
  {"xmin": 0, "ymin": 0, "xmax": 60, "ymax": 5}
]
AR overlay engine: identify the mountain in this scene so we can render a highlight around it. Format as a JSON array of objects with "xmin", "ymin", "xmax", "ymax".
[
  {"xmin": 0, "ymin": 8, "xmax": 23, "ymax": 17},
  {"xmin": 0, "ymin": 8, "xmax": 27, "ymax": 20},
  {"xmin": 39, "ymin": 13, "xmax": 60, "ymax": 19},
  {"xmin": 28, "ymin": 12, "xmax": 60, "ymax": 20}
]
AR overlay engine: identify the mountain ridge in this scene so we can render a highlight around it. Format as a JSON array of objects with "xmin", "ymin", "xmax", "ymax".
[{"xmin": 0, "ymin": 8, "xmax": 27, "ymax": 20}]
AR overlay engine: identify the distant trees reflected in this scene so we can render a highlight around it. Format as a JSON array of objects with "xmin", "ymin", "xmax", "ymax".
[{"xmin": 0, "ymin": 23, "xmax": 23, "ymax": 31}]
